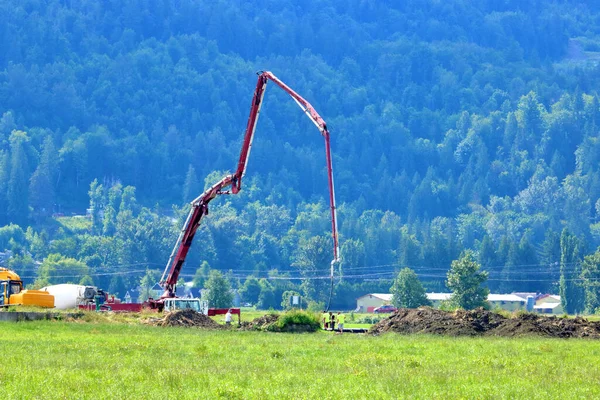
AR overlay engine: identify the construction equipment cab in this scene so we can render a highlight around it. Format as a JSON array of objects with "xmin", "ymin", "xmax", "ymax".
[
  {"xmin": 0, "ymin": 267, "xmax": 54, "ymax": 308},
  {"xmin": 162, "ymin": 298, "xmax": 208, "ymax": 314}
]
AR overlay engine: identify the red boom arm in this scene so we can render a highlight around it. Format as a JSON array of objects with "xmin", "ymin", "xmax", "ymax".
[{"xmin": 158, "ymin": 71, "xmax": 340, "ymax": 299}]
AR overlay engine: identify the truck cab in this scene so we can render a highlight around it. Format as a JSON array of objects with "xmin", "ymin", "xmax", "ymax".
[
  {"xmin": 0, "ymin": 267, "xmax": 54, "ymax": 308},
  {"xmin": 162, "ymin": 298, "xmax": 208, "ymax": 314}
]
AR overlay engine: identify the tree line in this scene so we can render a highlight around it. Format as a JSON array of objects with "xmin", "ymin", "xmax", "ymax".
[{"xmin": 0, "ymin": 1, "xmax": 599, "ymax": 312}]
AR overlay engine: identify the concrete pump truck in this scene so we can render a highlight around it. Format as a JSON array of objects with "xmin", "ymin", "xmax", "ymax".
[{"xmin": 149, "ymin": 71, "xmax": 340, "ymax": 313}]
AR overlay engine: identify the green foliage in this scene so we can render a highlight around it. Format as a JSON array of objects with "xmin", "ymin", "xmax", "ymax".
[
  {"xmin": 293, "ymin": 235, "xmax": 331, "ymax": 303},
  {"xmin": 205, "ymin": 270, "xmax": 233, "ymax": 309},
  {"xmin": 271, "ymin": 309, "xmax": 320, "ymax": 332},
  {"xmin": 238, "ymin": 276, "xmax": 261, "ymax": 305},
  {"xmin": 1, "ymin": 0, "xmax": 600, "ymax": 304},
  {"xmin": 36, "ymin": 253, "xmax": 90, "ymax": 286},
  {"xmin": 29, "ymin": 136, "xmax": 57, "ymax": 221},
  {"xmin": 79, "ymin": 275, "xmax": 94, "ymax": 286},
  {"xmin": 0, "ymin": 223, "xmax": 25, "ymax": 249},
  {"xmin": 256, "ymin": 278, "xmax": 278, "ymax": 310},
  {"xmin": 391, "ymin": 268, "xmax": 432, "ymax": 308},
  {"xmin": 560, "ymin": 229, "xmax": 585, "ymax": 314},
  {"xmin": 7, "ymin": 131, "xmax": 30, "ymax": 225},
  {"xmin": 183, "ymin": 164, "xmax": 200, "ymax": 204},
  {"xmin": 192, "ymin": 261, "xmax": 211, "ymax": 289},
  {"xmin": 306, "ymin": 301, "xmax": 325, "ymax": 313},
  {"xmin": 280, "ymin": 290, "xmax": 303, "ymax": 310},
  {"xmin": 138, "ymin": 269, "xmax": 160, "ymax": 302},
  {"xmin": 580, "ymin": 248, "xmax": 600, "ymax": 313},
  {"xmin": 446, "ymin": 250, "xmax": 490, "ymax": 310}
]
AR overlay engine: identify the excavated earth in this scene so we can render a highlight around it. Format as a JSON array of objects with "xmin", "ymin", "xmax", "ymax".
[
  {"xmin": 239, "ymin": 313, "xmax": 280, "ymax": 331},
  {"xmin": 145, "ymin": 309, "xmax": 223, "ymax": 329},
  {"xmin": 369, "ymin": 307, "xmax": 600, "ymax": 339}
]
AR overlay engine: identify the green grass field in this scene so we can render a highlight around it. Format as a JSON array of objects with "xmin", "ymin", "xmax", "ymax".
[{"xmin": 2, "ymin": 320, "xmax": 600, "ymax": 399}]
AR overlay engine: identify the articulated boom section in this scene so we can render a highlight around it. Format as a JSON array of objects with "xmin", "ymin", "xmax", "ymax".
[
  {"xmin": 158, "ymin": 71, "xmax": 340, "ymax": 302},
  {"xmin": 160, "ymin": 175, "xmax": 235, "ymax": 298}
]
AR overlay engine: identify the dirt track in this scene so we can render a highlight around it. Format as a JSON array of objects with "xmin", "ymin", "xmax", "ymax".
[{"xmin": 369, "ymin": 307, "xmax": 600, "ymax": 338}]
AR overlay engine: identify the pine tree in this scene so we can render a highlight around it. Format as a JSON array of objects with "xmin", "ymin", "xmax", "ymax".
[
  {"xmin": 478, "ymin": 235, "xmax": 498, "ymax": 291},
  {"xmin": 0, "ymin": 151, "xmax": 9, "ymax": 225},
  {"xmin": 182, "ymin": 164, "xmax": 199, "ymax": 203},
  {"xmin": 29, "ymin": 136, "xmax": 58, "ymax": 219},
  {"xmin": 7, "ymin": 131, "xmax": 31, "ymax": 225},
  {"xmin": 103, "ymin": 183, "xmax": 122, "ymax": 236},
  {"xmin": 540, "ymin": 230, "xmax": 561, "ymax": 293},
  {"xmin": 518, "ymin": 232, "xmax": 538, "ymax": 292},
  {"xmin": 88, "ymin": 179, "xmax": 104, "ymax": 234},
  {"xmin": 580, "ymin": 249, "xmax": 600, "ymax": 313},
  {"xmin": 559, "ymin": 229, "xmax": 585, "ymax": 314}
]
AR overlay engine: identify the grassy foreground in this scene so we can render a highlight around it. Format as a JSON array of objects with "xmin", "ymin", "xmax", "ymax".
[{"xmin": 2, "ymin": 321, "xmax": 600, "ymax": 399}]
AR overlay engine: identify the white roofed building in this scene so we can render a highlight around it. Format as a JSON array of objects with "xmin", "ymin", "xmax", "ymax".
[
  {"xmin": 356, "ymin": 293, "xmax": 393, "ymax": 313},
  {"xmin": 359, "ymin": 292, "xmax": 557, "ymax": 313},
  {"xmin": 487, "ymin": 294, "xmax": 526, "ymax": 311},
  {"xmin": 426, "ymin": 293, "xmax": 452, "ymax": 308},
  {"xmin": 534, "ymin": 295, "xmax": 563, "ymax": 315}
]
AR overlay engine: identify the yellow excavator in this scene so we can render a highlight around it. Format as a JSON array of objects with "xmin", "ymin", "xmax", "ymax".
[{"xmin": 0, "ymin": 267, "xmax": 54, "ymax": 308}]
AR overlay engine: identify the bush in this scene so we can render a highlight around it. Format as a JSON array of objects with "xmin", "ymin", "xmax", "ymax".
[{"xmin": 269, "ymin": 309, "xmax": 320, "ymax": 332}]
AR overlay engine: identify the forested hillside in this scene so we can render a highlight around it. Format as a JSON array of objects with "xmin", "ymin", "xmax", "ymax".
[{"xmin": 2, "ymin": 0, "xmax": 600, "ymax": 312}]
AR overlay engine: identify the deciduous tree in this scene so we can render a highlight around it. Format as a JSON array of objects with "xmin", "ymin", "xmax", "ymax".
[
  {"xmin": 446, "ymin": 250, "xmax": 489, "ymax": 310},
  {"xmin": 205, "ymin": 270, "xmax": 233, "ymax": 308},
  {"xmin": 390, "ymin": 267, "xmax": 431, "ymax": 308}
]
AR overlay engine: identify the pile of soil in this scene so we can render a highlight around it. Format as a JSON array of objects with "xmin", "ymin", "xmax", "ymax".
[
  {"xmin": 240, "ymin": 313, "xmax": 280, "ymax": 331},
  {"xmin": 370, "ymin": 307, "xmax": 600, "ymax": 339},
  {"xmin": 146, "ymin": 309, "xmax": 222, "ymax": 329},
  {"xmin": 493, "ymin": 313, "xmax": 600, "ymax": 338}
]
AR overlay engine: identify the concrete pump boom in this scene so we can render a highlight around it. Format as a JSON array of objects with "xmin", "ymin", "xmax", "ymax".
[{"xmin": 157, "ymin": 71, "xmax": 340, "ymax": 300}]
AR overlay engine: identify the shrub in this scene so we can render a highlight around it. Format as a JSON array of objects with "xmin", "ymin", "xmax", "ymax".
[{"xmin": 269, "ymin": 309, "xmax": 320, "ymax": 332}]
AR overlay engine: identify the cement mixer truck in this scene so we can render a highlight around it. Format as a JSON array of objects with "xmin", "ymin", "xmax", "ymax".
[{"xmin": 41, "ymin": 284, "xmax": 104, "ymax": 310}]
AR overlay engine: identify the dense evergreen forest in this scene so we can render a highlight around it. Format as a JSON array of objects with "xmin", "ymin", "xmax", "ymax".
[{"xmin": 2, "ymin": 0, "xmax": 600, "ymax": 312}]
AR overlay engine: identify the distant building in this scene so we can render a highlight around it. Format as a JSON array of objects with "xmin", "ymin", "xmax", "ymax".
[
  {"xmin": 427, "ymin": 293, "xmax": 452, "ymax": 308},
  {"xmin": 356, "ymin": 293, "xmax": 393, "ymax": 312},
  {"xmin": 534, "ymin": 295, "xmax": 563, "ymax": 315},
  {"xmin": 427, "ymin": 293, "xmax": 526, "ymax": 311},
  {"xmin": 358, "ymin": 292, "xmax": 532, "ymax": 313},
  {"xmin": 151, "ymin": 283, "xmax": 162, "ymax": 299},
  {"xmin": 487, "ymin": 294, "xmax": 526, "ymax": 311}
]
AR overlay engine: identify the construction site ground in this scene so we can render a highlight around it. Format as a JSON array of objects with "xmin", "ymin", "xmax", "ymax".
[
  {"xmin": 4, "ymin": 306, "xmax": 600, "ymax": 338},
  {"xmin": 121, "ymin": 307, "xmax": 600, "ymax": 338},
  {"xmin": 370, "ymin": 307, "xmax": 600, "ymax": 338}
]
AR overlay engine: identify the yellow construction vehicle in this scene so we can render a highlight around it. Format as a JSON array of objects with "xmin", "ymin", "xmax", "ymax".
[{"xmin": 0, "ymin": 267, "xmax": 54, "ymax": 308}]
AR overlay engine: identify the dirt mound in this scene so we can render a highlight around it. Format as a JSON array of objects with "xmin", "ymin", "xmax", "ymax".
[
  {"xmin": 146, "ymin": 309, "xmax": 222, "ymax": 329},
  {"xmin": 370, "ymin": 307, "xmax": 600, "ymax": 339},
  {"xmin": 370, "ymin": 307, "xmax": 497, "ymax": 336},
  {"xmin": 492, "ymin": 314, "xmax": 600, "ymax": 338},
  {"xmin": 240, "ymin": 313, "xmax": 279, "ymax": 331}
]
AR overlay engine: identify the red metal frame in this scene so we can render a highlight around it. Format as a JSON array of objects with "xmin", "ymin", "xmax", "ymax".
[{"xmin": 156, "ymin": 71, "xmax": 340, "ymax": 303}]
